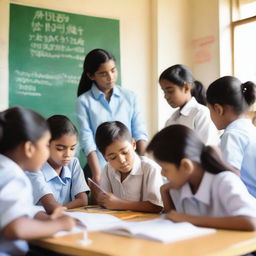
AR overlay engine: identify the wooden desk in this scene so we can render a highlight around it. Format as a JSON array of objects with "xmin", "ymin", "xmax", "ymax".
[{"xmin": 30, "ymin": 207, "xmax": 256, "ymax": 256}]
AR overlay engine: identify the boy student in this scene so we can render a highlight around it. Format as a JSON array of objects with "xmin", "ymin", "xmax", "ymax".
[{"xmin": 91, "ymin": 121, "xmax": 163, "ymax": 213}]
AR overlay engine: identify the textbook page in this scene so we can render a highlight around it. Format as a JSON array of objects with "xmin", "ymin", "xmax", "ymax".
[
  {"xmin": 64, "ymin": 211, "xmax": 125, "ymax": 231},
  {"xmin": 63, "ymin": 212, "xmax": 215, "ymax": 243},
  {"xmin": 104, "ymin": 218, "xmax": 216, "ymax": 243}
]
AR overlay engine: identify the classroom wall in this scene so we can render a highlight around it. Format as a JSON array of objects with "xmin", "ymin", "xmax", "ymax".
[
  {"xmin": 154, "ymin": 0, "xmax": 192, "ymax": 129},
  {"xmin": 189, "ymin": 0, "xmax": 220, "ymax": 86},
  {"xmin": 0, "ymin": 0, "xmax": 225, "ymax": 137},
  {"xmin": 0, "ymin": 0, "xmax": 154, "ymax": 132}
]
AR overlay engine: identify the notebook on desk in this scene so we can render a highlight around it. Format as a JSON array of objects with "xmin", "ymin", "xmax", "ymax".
[
  {"xmin": 104, "ymin": 218, "xmax": 215, "ymax": 243},
  {"xmin": 64, "ymin": 211, "xmax": 215, "ymax": 243}
]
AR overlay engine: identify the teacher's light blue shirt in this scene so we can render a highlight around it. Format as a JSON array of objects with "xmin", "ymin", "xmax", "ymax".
[
  {"xmin": 220, "ymin": 118, "xmax": 256, "ymax": 198},
  {"xmin": 27, "ymin": 157, "xmax": 90, "ymax": 205},
  {"xmin": 76, "ymin": 84, "xmax": 148, "ymax": 168}
]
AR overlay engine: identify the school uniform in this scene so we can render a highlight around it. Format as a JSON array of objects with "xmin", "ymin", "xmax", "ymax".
[
  {"xmin": 27, "ymin": 157, "xmax": 90, "ymax": 205},
  {"xmin": 76, "ymin": 84, "xmax": 148, "ymax": 169},
  {"xmin": 170, "ymin": 171, "xmax": 256, "ymax": 217},
  {"xmin": 0, "ymin": 154, "xmax": 41, "ymax": 256},
  {"xmin": 100, "ymin": 153, "xmax": 163, "ymax": 207},
  {"xmin": 220, "ymin": 118, "xmax": 256, "ymax": 198},
  {"xmin": 165, "ymin": 97, "xmax": 219, "ymax": 145}
]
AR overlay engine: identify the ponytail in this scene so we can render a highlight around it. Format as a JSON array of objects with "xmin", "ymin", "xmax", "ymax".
[
  {"xmin": 200, "ymin": 146, "xmax": 233, "ymax": 174},
  {"xmin": 0, "ymin": 112, "xmax": 6, "ymax": 143},
  {"xmin": 191, "ymin": 80, "xmax": 206, "ymax": 106},
  {"xmin": 241, "ymin": 81, "xmax": 256, "ymax": 106},
  {"xmin": 77, "ymin": 71, "xmax": 93, "ymax": 97}
]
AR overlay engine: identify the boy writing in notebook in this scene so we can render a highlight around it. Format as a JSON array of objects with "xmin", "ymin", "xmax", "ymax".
[{"xmin": 91, "ymin": 121, "xmax": 163, "ymax": 213}]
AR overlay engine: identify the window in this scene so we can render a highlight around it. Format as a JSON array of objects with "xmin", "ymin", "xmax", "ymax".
[{"xmin": 232, "ymin": 0, "xmax": 256, "ymax": 82}]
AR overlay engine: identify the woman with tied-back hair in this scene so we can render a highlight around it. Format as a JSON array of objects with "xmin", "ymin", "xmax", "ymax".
[
  {"xmin": 76, "ymin": 49, "xmax": 148, "ymax": 184},
  {"xmin": 147, "ymin": 124, "xmax": 256, "ymax": 231},
  {"xmin": 207, "ymin": 76, "xmax": 256, "ymax": 198},
  {"xmin": 159, "ymin": 64, "xmax": 219, "ymax": 145}
]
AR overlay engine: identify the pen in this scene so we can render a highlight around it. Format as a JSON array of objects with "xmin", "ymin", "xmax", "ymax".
[{"xmin": 88, "ymin": 178, "xmax": 106, "ymax": 194}]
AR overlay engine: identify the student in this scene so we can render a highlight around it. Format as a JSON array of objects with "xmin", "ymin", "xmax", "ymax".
[
  {"xmin": 92, "ymin": 121, "xmax": 163, "ymax": 213},
  {"xmin": 0, "ymin": 107, "xmax": 75, "ymax": 255},
  {"xmin": 147, "ymin": 124, "xmax": 256, "ymax": 230},
  {"xmin": 76, "ymin": 49, "xmax": 148, "ymax": 184},
  {"xmin": 27, "ymin": 115, "xmax": 90, "ymax": 214},
  {"xmin": 159, "ymin": 64, "xmax": 219, "ymax": 145},
  {"xmin": 206, "ymin": 76, "xmax": 256, "ymax": 197}
]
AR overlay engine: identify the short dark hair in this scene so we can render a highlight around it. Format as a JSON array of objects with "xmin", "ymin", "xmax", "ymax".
[
  {"xmin": 47, "ymin": 115, "xmax": 78, "ymax": 141},
  {"xmin": 0, "ymin": 106, "xmax": 48, "ymax": 153},
  {"xmin": 95, "ymin": 121, "xmax": 132, "ymax": 155},
  {"xmin": 147, "ymin": 124, "xmax": 233, "ymax": 174},
  {"xmin": 206, "ymin": 76, "xmax": 256, "ymax": 114}
]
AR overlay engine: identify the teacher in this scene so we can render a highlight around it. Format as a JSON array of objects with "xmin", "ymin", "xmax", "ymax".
[{"xmin": 76, "ymin": 49, "xmax": 148, "ymax": 184}]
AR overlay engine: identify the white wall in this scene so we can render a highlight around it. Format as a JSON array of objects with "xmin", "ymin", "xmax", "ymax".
[
  {"xmin": 154, "ymin": 0, "xmax": 192, "ymax": 130},
  {"xmin": 189, "ymin": 0, "xmax": 220, "ymax": 86},
  {"xmin": 0, "ymin": 0, "xmax": 226, "ymax": 137}
]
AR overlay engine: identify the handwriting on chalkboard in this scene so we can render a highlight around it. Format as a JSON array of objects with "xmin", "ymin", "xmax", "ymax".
[
  {"xmin": 14, "ymin": 70, "xmax": 80, "ymax": 96},
  {"xmin": 29, "ymin": 10, "xmax": 85, "ymax": 61}
]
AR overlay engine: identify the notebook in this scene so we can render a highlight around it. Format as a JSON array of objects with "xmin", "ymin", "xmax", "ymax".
[{"xmin": 64, "ymin": 211, "xmax": 215, "ymax": 243}]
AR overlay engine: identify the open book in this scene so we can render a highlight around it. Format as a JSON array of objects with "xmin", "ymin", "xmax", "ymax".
[
  {"xmin": 104, "ymin": 218, "xmax": 215, "ymax": 243},
  {"xmin": 64, "ymin": 211, "xmax": 215, "ymax": 243}
]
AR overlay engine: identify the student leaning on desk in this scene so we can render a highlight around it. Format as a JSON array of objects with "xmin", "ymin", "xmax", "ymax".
[
  {"xmin": 27, "ymin": 115, "xmax": 90, "ymax": 214},
  {"xmin": 147, "ymin": 124, "xmax": 256, "ymax": 231},
  {"xmin": 0, "ymin": 107, "xmax": 75, "ymax": 256},
  {"xmin": 89, "ymin": 121, "xmax": 163, "ymax": 213}
]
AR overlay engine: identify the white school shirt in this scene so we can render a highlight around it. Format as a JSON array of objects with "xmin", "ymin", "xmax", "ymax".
[
  {"xmin": 220, "ymin": 118, "xmax": 256, "ymax": 198},
  {"xmin": 27, "ymin": 157, "xmax": 90, "ymax": 205},
  {"xmin": 100, "ymin": 154, "xmax": 163, "ymax": 207},
  {"xmin": 165, "ymin": 97, "xmax": 219, "ymax": 145},
  {"xmin": 170, "ymin": 171, "xmax": 256, "ymax": 217},
  {"xmin": 0, "ymin": 154, "xmax": 41, "ymax": 256}
]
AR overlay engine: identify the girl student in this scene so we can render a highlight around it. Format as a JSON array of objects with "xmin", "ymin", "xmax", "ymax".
[
  {"xmin": 159, "ymin": 64, "xmax": 219, "ymax": 145},
  {"xmin": 147, "ymin": 124, "xmax": 256, "ymax": 231},
  {"xmin": 76, "ymin": 49, "xmax": 148, "ymax": 184},
  {"xmin": 27, "ymin": 115, "xmax": 90, "ymax": 214},
  {"xmin": 0, "ymin": 107, "xmax": 75, "ymax": 255},
  {"xmin": 206, "ymin": 76, "xmax": 256, "ymax": 198}
]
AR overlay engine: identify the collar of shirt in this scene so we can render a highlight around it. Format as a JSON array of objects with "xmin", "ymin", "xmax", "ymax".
[
  {"xmin": 225, "ymin": 118, "xmax": 252, "ymax": 131},
  {"xmin": 180, "ymin": 97, "xmax": 197, "ymax": 116},
  {"xmin": 110, "ymin": 153, "xmax": 143, "ymax": 180},
  {"xmin": 91, "ymin": 83, "xmax": 121, "ymax": 100},
  {"xmin": 178, "ymin": 171, "xmax": 212, "ymax": 205},
  {"xmin": 42, "ymin": 162, "xmax": 71, "ymax": 184},
  {"xmin": 221, "ymin": 118, "xmax": 253, "ymax": 139}
]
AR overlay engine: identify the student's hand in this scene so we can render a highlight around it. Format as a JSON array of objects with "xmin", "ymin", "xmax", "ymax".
[
  {"xmin": 92, "ymin": 175, "xmax": 101, "ymax": 185},
  {"xmin": 160, "ymin": 182, "xmax": 172, "ymax": 194},
  {"xmin": 50, "ymin": 206, "xmax": 67, "ymax": 220},
  {"xmin": 166, "ymin": 210, "xmax": 189, "ymax": 223},
  {"xmin": 56, "ymin": 215, "xmax": 76, "ymax": 231},
  {"xmin": 98, "ymin": 193, "xmax": 121, "ymax": 209}
]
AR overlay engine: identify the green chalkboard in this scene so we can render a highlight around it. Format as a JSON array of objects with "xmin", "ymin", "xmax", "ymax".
[{"xmin": 9, "ymin": 3, "xmax": 120, "ymax": 124}]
